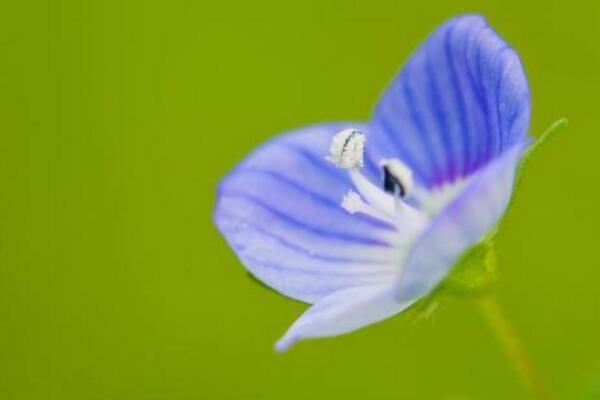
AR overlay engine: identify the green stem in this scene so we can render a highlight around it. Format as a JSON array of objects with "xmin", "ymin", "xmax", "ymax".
[{"xmin": 478, "ymin": 294, "xmax": 549, "ymax": 400}]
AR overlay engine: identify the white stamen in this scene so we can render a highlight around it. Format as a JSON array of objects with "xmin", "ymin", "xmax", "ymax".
[
  {"xmin": 325, "ymin": 129, "xmax": 428, "ymax": 236},
  {"xmin": 393, "ymin": 195, "xmax": 427, "ymax": 228},
  {"xmin": 381, "ymin": 158, "xmax": 414, "ymax": 196},
  {"xmin": 348, "ymin": 169, "xmax": 395, "ymax": 216},
  {"xmin": 341, "ymin": 191, "xmax": 363, "ymax": 214},
  {"xmin": 326, "ymin": 128, "xmax": 365, "ymax": 169},
  {"xmin": 341, "ymin": 191, "xmax": 397, "ymax": 225}
]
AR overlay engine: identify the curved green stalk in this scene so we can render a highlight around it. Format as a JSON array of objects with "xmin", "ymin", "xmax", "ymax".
[{"xmin": 478, "ymin": 294, "xmax": 549, "ymax": 400}]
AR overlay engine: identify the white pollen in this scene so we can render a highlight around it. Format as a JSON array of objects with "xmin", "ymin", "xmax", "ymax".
[
  {"xmin": 326, "ymin": 128, "xmax": 365, "ymax": 169},
  {"xmin": 340, "ymin": 189, "xmax": 398, "ymax": 225},
  {"xmin": 341, "ymin": 191, "xmax": 363, "ymax": 214},
  {"xmin": 381, "ymin": 158, "xmax": 414, "ymax": 195}
]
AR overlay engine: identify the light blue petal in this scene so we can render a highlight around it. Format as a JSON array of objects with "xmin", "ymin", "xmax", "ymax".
[
  {"xmin": 275, "ymin": 284, "xmax": 413, "ymax": 351},
  {"xmin": 394, "ymin": 138, "xmax": 530, "ymax": 302},
  {"xmin": 369, "ymin": 15, "xmax": 530, "ymax": 188},
  {"xmin": 214, "ymin": 123, "xmax": 400, "ymax": 304}
]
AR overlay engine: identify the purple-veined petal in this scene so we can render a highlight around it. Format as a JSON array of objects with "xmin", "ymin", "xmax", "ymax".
[
  {"xmin": 214, "ymin": 123, "xmax": 400, "ymax": 304},
  {"xmin": 394, "ymin": 138, "xmax": 531, "ymax": 303},
  {"xmin": 369, "ymin": 14, "xmax": 530, "ymax": 188},
  {"xmin": 276, "ymin": 284, "xmax": 413, "ymax": 351}
]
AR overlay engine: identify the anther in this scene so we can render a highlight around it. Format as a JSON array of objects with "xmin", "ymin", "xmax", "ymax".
[
  {"xmin": 326, "ymin": 128, "xmax": 365, "ymax": 169},
  {"xmin": 381, "ymin": 159, "xmax": 413, "ymax": 198},
  {"xmin": 341, "ymin": 191, "xmax": 363, "ymax": 214},
  {"xmin": 341, "ymin": 190, "xmax": 397, "ymax": 225}
]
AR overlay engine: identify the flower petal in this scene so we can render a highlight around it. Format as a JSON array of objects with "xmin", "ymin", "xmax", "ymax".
[
  {"xmin": 369, "ymin": 14, "xmax": 530, "ymax": 187},
  {"xmin": 275, "ymin": 284, "xmax": 412, "ymax": 351},
  {"xmin": 394, "ymin": 139, "xmax": 530, "ymax": 303},
  {"xmin": 214, "ymin": 123, "xmax": 400, "ymax": 304}
]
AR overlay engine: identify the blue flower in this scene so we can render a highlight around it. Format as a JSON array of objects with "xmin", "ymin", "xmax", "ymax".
[{"xmin": 213, "ymin": 15, "xmax": 531, "ymax": 351}]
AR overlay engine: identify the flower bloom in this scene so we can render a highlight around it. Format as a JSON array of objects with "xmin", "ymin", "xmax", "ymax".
[{"xmin": 214, "ymin": 15, "xmax": 531, "ymax": 351}]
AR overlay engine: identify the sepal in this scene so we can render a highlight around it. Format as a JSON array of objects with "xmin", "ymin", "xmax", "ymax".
[
  {"xmin": 408, "ymin": 118, "xmax": 567, "ymax": 316},
  {"xmin": 404, "ymin": 237, "xmax": 497, "ymax": 321},
  {"xmin": 442, "ymin": 236, "xmax": 497, "ymax": 298},
  {"xmin": 514, "ymin": 117, "xmax": 568, "ymax": 190}
]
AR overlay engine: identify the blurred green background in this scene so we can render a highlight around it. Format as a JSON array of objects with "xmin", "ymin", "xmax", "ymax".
[{"xmin": 1, "ymin": 0, "xmax": 599, "ymax": 399}]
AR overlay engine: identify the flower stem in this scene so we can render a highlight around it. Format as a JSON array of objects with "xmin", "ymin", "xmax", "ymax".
[{"xmin": 478, "ymin": 294, "xmax": 549, "ymax": 400}]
